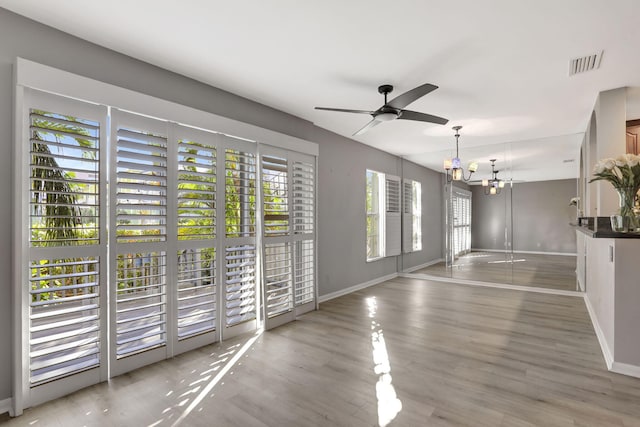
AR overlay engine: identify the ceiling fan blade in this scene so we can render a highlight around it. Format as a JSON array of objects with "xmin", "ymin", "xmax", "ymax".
[
  {"xmin": 398, "ymin": 110, "xmax": 448, "ymax": 125},
  {"xmin": 315, "ymin": 107, "xmax": 373, "ymax": 114},
  {"xmin": 386, "ymin": 83, "xmax": 438, "ymax": 109},
  {"xmin": 353, "ymin": 119, "xmax": 382, "ymax": 136}
]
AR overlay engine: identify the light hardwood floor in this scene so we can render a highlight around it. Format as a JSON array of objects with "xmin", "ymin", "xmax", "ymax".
[
  {"xmin": 4, "ymin": 277, "xmax": 640, "ymax": 426},
  {"xmin": 412, "ymin": 251, "xmax": 578, "ymax": 292}
]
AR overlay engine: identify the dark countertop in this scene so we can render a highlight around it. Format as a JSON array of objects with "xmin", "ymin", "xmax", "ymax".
[{"xmin": 574, "ymin": 217, "xmax": 640, "ymax": 239}]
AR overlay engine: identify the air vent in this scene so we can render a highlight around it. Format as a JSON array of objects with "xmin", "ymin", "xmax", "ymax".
[
  {"xmin": 563, "ymin": 159, "xmax": 575, "ymax": 163},
  {"xmin": 569, "ymin": 51, "xmax": 603, "ymax": 76}
]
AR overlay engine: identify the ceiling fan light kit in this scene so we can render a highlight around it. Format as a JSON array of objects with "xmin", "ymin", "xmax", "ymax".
[
  {"xmin": 315, "ymin": 83, "xmax": 448, "ymax": 136},
  {"xmin": 444, "ymin": 125, "xmax": 477, "ymax": 182},
  {"xmin": 482, "ymin": 159, "xmax": 505, "ymax": 195}
]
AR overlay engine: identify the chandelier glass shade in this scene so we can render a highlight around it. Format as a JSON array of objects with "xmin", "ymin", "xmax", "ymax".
[
  {"xmin": 443, "ymin": 126, "xmax": 477, "ymax": 182},
  {"xmin": 482, "ymin": 159, "xmax": 505, "ymax": 195}
]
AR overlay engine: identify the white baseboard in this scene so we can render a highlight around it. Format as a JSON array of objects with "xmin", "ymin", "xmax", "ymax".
[
  {"xmin": 0, "ymin": 397, "xmax": 12, "ymax": 417},
  {"xmin": 402, "ymin": 258, "xmax": 443, "ymax": 273},
  {"xmin": 583, "ymin": 294, "xmax": 614, "ymax": 369},
  {"xmin": 318, "ymin": 272, "xmax": 398, "ymax": 303},
  {"xmin": 471, "ymin": 248, "xmax": 577, "ymax": 257},
  {"xmin": 611, "ymin": 361, "xmax": 640, "ymax": 379}
]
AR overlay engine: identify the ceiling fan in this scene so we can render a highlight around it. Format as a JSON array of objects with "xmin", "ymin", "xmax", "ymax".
[{"xmin": 315, "ymin": 83, "xmax": 448, "ymax": 136}]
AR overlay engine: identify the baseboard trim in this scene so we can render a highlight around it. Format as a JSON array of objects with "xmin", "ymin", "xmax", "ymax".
[
  {"xmin": 583, "ymin": 294, "xmax": 614, "ymax": 369},
  {"xmin": 0, "ymin": 397, "xmax": 13, "ymax": 417},
  {"xmin": 399, "ymin": 272, "xmax": 583, "ymax": 297},
  {"xmin": 471, "ymin": 248, "xmax": 577, "ymax": 257},
  {"xmin": 318, "ymin": 272, "xmax": 398, "ymax": 303},
  {"xmin": 611, "ymin": 361, "xmax": 640, "ymax": 379},
  {"xmin": 402, "ymin": 258, "xmax": 443, "ymax": 273}
]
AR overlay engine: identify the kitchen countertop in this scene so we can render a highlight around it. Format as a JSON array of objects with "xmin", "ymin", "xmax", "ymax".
[{"xmin": 573, "ymin": 217, "xmax": 640, "ymax": 238}]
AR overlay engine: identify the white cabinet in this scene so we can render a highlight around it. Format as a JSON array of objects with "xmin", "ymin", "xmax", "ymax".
[
  {"xmin": 576, "ymin": 231, "xmax": 586, "ymax": 291},
  {"xmin": 584, "ymin": 233, "xmax": 640, "ymax": 377}
]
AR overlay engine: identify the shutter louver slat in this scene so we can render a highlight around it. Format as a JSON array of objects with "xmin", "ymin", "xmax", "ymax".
[
  {"xmin": 385, "ymin": 176, "xmax": 401, "ymax": 256},
  {"xmin": 225, "ymin": 149, "xmax": 256, "ymax": 238},
  {"xmin": 116, "ymin": 126, "xmax": 167, "ymax": 244},
  {"xmin": 177, "ymin": 248, "xmax": 216, "ymax": 339},
  {"xmin": 402, "ymin": 180, "xmax": 413, "ymax": 253},
  {"xmin": 29, "ymin": 257, "xmax": 101, "ymax": 385},
  {"xmin": 294, "ymin": 239, "xmax": 314, "ymax": 306},
  {"xmin": 29, "ymin": 109, "xmax": 100, "ymax": 247},
  {"xmin": 293, "ymin": 161, "xmax": 314, "ymax": 234},
  {"xmin": 262, "ymin": 154, "xmax": 289, "ymax": 236},
  {"xmin": 178, "ymin": 139, "xmax": 216, "ymax": 241},
  {"xmin": 264, "ymin": 243, "xmax": 293, "ymax": 318},
  {"xmin": 225, "ymin": 245, "xmax": 256, "ymax": 326},
  {"xmin": 115, "ymin": 252, "xmax": 166, "ymax": 358}
]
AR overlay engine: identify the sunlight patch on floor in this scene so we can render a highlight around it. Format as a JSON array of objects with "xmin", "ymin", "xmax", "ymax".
[
  {"xmin": 367, "ymin": 296, "xmax": 402, "ymax": 427},
  {"xmin": 167, "ymin": 329, "xmax": 263, "ymax": 427}
]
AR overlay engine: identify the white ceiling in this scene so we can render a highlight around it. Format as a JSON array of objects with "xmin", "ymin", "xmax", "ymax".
[{"xmin": 3, "ymin": 0, "xmax": 640, "ymax": 182}]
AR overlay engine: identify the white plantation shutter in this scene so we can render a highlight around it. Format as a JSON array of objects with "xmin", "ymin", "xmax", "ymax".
[
  {"xmin": 175, "ymin": 128, "xmax": 218, "ymax": 346},
  {"xmin": 292, "ymin": 159, "xmax": 315, "ymax": 310},
  {"xmin": 23, "ymin": 89, "xmax": 108, "ymax": 403},
  {"xmin": 402, "ymin": 179, "xmax": 422, "ymax": 253},
  {"xmin": 412, "ymin": 181, "xmax": 422, "ymax": 251},
  {"xmin": 385, "ymin": 175, "xmax": 401, "ymax": 256},
  {"xmin": 111, "ymin": 110, "xmax": 168, "ymax": 365},
  {"xmin": 402, "ymin": 180, "xmax": 413, "ymax": 253},
  {"xmin": 261, "ymin": 149, "xmax": 316, "ymax": 326},
  {"xmin": 224, "ymin": 145, "xmax": 258, "ymax": 333},
  {"xmin": 452, "ymin": 188, "xmax": 471, "ymax": 258},
  {"xmin": 261, "ymin": 150, "xmax": 294, "ymax": 328},
  {"xmin": 18, "ymin": 72, "xmax": 318, "ymax": 411}
]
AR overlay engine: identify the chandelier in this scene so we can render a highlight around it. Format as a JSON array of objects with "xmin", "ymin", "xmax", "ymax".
[
  {"xmin": 482, "ymin": 159, "xmax": 505, "ymax": 195},
  {"xmin": 443, "ymin": 125, "xmax": 477, "ymax": 182}
]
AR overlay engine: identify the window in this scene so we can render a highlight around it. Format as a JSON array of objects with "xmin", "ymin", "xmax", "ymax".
[
  {"xmin": 452, "ymin": 188, "xmax": 471, "ymax": 258},
  {"xmin": 366, "ymin": 170, "xmax": 403, "ymax": 260},
  {"xmin": 366, "ymin": 170, "xmax": 385, "ymax": 260},
  {"xmin": 16, "ymin": 60, "xmax": 318, "ymax": 412},
  {"xmin": 403, "ymin": 179, "xmax": 422, "ymax": 252}
]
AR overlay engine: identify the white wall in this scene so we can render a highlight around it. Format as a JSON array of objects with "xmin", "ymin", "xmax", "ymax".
[
  {"xmin": 0, "ymin": 8, "xmax": 444, "ymax": 402},
  {"xmin": 593, "ymin": 88, "xmax": 627, "ymax": 216}
]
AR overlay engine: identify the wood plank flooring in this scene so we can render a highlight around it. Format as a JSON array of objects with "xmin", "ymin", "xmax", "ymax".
[
  {"xmin": 4, "ymin": 277, "xmax": 640, "ymax": 426},
  {"xmin": 413, "ymin": 251, "xmax": 578, "ymax": 292}
]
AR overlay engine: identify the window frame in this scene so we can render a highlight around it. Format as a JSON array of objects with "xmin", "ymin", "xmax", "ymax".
[{"xmin": 366, "ymin": 169, "xmax": 386, "ymax": 262}]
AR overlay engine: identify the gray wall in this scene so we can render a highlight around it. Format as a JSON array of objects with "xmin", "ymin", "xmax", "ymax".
[
  {"xmin": 471, "ymin": 179, "xmax": 577, "ymax": 253},
  {"xmin": 0, "ymin": 8, "xmax": 444, "ymax": 401}
]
